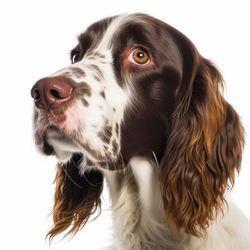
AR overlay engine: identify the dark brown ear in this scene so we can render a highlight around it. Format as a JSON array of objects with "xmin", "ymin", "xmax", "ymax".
[
  {"xmin": 160, "ymin": 56, "xmax": 244, "ymax": 237},
  {"xmin": 47, "ymin": 154, "xmax": 103, "ymax": 240}
]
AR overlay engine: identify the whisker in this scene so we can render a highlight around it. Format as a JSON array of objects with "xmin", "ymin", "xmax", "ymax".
[
  {"xmin": 119, "ymin": 151, "xmax": 126, "ymax": 171},
  {"xmin": 102, "ymin": 150, "xmax": 116, "ymax": 171},
  {"xmin": 72, "ymin": 154, "xmax": 83, "ymax": 166},
  {"xmin": 103, "ymin": 153, "xmax": 111, "ymax": 170},
  {"xmin": 82, "ymin": 171, "xmax": 99, "ymax": 187},
  {"xmin": 152, "ymin": 151, "xmax": 160, "ymax": 168},
  {"xmin": 60, "ymin": 162, "xmax": 83, "ymax": 189},
  {"xmin": 99, "ymin": 132, "xmax": 117, "ymax": 171}
]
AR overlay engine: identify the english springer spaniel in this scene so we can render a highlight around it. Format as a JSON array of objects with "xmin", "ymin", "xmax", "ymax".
[{"xmin": 31, "ymin": 14, "xmax": 250, "ymax": 249}]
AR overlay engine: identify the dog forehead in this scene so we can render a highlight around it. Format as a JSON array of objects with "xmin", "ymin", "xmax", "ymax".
[
  {"xmin": 94, "ymin": 14, "xmax": 128, "ymax": 52},
  {"xmin": 76, "ymin": 14, "xmax": 128, "ymax": 56},
  {"xmin": 76, "ymin": 13, "xmax": 160, "ymax": 55}
]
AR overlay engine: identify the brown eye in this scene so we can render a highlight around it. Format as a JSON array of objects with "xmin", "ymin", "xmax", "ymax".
[{"xmin": 130, "ymin": 48, "xmax": 150, "ymax": 65}]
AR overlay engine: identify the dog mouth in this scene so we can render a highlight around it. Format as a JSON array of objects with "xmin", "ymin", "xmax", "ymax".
[
  {"xmin": 38, "ymin": 125, "xmax": 125, "ymax": 170},
  {"xmin": 40, "ymin": 125, "xmax": 108, "ymax": 165},
  {"xmin": 34, "ymin": 108, "xmax": 125, "ymax": 169}
]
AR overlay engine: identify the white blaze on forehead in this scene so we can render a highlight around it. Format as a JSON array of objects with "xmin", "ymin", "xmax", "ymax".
[{"xmin": 94, "ymin": 14, "xmax": 128, "ymax": 52}]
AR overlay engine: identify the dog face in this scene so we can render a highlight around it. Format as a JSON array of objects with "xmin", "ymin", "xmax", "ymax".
[
  {"xmin": 31, "ymin": 13, "xmax": 244, "ymax": 238},
  {"xmin": 32, "ymin": 14, "xmax": 182, "ymax": 171}
]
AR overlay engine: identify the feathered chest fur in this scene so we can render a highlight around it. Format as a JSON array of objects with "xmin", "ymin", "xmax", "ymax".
[{"xmin": 105, "ymin": 157, "xmax": 187, "ymax": 250}]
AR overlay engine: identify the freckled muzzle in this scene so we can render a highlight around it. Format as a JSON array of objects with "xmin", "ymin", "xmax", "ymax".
[{"xmin": 31, "ymin": 75, "xmax": 76, "ymax": 159}]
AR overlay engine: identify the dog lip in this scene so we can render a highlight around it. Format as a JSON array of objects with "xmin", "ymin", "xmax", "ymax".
[
  {"xmin": 48, "ymin": 111, "xmax": 66, "ymax": 124},
  {"xmin": 41, "ymin": 127, "xmax": 115, "ymax": 165},
  {"xmin": 43, "ymin": 138, "xmax": 55, "ymax": 155},
  {"xmin": 45, "ymin": 126, "xmax": 100, "ymax": 160},
  {"xmin": 46, "ymin": 125, "xmax": 62, "ymax": 138},
  {"xmin": 40, "ymin": 126, "xmax": 62, "ymax": 156},
  {"xmin": 45, "ymin": 125, "xmax": 81, "ymax": 158}
]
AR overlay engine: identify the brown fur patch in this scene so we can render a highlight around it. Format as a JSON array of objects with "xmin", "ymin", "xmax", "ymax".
[
  {"xmin": 88, "ymin": 64, "xmax": 104, "ymax": 80},
  {"xmin": 115, "ymin": 123, "xmax": 119, "ymax": 136},
  {"xmin": 71, "ymin": 67, "xmax": 86, "ymax": 78},
  {"xmin": 98, "ymin": 125, "xmax": 112, "ymax": 144},
  {"xmin": 81, "ymin": 98, "xmax": 89, "ymax": 107},
  {"xmin": 75, "ymin": 82, "xmax": 91, "ymax": 97},
  {"xmin": 112, "ymin": 139, "xmax": 118, "ymax": 154},
  {"xmin": 100, "ymin": 91, "xmax": 105, "ymax": 99}
]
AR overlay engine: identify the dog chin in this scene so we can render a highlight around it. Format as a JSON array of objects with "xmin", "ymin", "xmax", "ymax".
[
  {"xmin": 44, "ymin": 126, "xmax": 108, "ymax": 166},
  {"xmin": 45, "ymin": 126, "xmax": 82, "ymax": 162},
  {"xmin": 47, "ymin": 137, "xmax": 78, "ymax": 162}
]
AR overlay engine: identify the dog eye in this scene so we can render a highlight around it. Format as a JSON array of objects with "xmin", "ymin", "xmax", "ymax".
[
  {"xmin": 130, "ymin": 48, "xmax": 150, "ymax": 65},
  {"xmin": 71, "ymin": 53, "xmax": 80, "ymax": 63},
  {"xmin": 70, "ymin": 48, "xmax": 81, "ymax": 64}
]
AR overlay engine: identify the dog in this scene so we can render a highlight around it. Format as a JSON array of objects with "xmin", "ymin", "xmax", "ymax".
[{"xmin": 31, "ymin": 13, "xmax": 250, "ymax": 249}]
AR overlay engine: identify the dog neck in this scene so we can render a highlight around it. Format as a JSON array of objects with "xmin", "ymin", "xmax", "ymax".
[{"xmin": 104, "ymin": 156, "xmax": 189, "ymax": 250}]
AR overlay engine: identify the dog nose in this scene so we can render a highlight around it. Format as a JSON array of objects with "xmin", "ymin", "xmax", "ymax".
[{"xmin": 31, "ymin": 77, "xmax": 73, "ymax": 110}]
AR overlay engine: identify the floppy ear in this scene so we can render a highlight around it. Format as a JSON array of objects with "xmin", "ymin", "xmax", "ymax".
[
  {"xmin": 160, "ymin": 55, "xmax": 244, "ymax": 237},
  {"xmin": 47, "ymin": 154, "xmax": 103, "ymax": 240}
]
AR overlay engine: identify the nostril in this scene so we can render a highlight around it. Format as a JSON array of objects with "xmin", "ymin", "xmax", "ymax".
[
  {"xmin": 50, "ymin": 89, "xmax": 63, "ymax": 99},
  {"xmin": 48, "ymin": 84, "xmax": 73, "ymax": 100},
  {"xmin": 31, "ymin": 87, "xmax": 41, "ymax": 100}
]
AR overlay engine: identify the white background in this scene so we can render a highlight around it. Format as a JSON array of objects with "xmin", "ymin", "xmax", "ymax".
[{"xmin": 0, "ymin": 0, "xmax": 249, "ymax": 249}]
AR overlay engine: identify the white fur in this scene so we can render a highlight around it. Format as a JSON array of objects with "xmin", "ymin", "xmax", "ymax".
[{"xmin": 104, "ymin": 157, "xmax": 250, "ymax": 250}]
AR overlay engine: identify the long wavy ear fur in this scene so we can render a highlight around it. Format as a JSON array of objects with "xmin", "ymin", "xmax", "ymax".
[
  {"xmin": 47, "ymin": 154, "xmax": 103, "ymax": 240},
  {"xmin": 160, "ymin": 48, "xmax": 244, "ymax": 237}
]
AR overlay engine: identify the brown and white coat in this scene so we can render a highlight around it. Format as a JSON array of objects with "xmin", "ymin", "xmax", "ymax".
[{"xmin": 31, "ymin": 13, "xmax": 250, "ymax": 250}]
